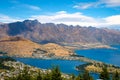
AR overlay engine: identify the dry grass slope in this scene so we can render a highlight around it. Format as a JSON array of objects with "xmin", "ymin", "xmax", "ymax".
[
  {"xmin": 0, "ymin": 36, "xmax": 74, "ymax": 57},
  {"xmin": 43, "ymin": 43, "xmax": 74, "ymax": 56},
  {"xmin": 0, "ymin": 36, "xmax": 42, "ymax": 57}
]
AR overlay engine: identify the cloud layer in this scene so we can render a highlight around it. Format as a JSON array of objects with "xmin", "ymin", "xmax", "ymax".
[
  {"xmin": 103, "ymin": 0, "xmax": 120, "ymax": 7},
  {"xmin": 0, "ymin": 11, "xmax": 120, "ymax": 27},
  {"xmin": 29, "ymin": 11, "xmax": 120, "ymax": 27},
  {"xmin": 29, "ymin": 11, "xmax": 98, "ymax": 26},
  {"xmin": 73, "ymin": 0, "xmax": 120, "ymax": 9},
  {"xmin": 0, "ymin": 14, "xmax": 22, "ymax": 23}
]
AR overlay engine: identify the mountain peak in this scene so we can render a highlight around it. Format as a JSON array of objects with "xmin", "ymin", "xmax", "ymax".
[{"xmin": 23, "ymin": 19, "xmax": 39, "ymax": 23}]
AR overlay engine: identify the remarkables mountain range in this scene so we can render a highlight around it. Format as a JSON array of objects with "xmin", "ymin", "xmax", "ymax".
[{"xmin": 0, "ymin": 19, "xmax": 120, "ymax": 45}]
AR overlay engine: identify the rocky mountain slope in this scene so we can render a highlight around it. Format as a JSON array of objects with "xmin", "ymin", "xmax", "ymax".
[
  {"xmin": 0, "ymin": 20, "xmax": 120, "ymax": 45},
  {"xmin": 0, "ymin": 36, "xmax": 74, "ymax": 57}
]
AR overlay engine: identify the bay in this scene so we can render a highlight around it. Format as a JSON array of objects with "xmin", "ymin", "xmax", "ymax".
[
  {"xmin": 75, "ymin": 45, "xmax": 120, "ymax": 66},
  {"xmin": 14, "ymin": 57, "xmax": 85, "ymax": 75}
]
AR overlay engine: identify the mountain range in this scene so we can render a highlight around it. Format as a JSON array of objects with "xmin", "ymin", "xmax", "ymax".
[{"xmin": 0, "ymin": 20, "xmax": 120, "ymax": 45}]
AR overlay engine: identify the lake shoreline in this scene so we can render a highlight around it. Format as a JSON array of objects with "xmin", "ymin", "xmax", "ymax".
[
  {"xmin": 12, "ymin": 54, "xmax": 120, "ymax": 74},
  {"xmin": 6, "ymin": 45, "xmax": 120, "ymax": 74},
  {"xmin": 62, "ymin": 42, "xmax": 116, "ymax": 50}
]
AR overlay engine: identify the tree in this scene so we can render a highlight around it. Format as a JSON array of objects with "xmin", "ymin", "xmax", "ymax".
[
  {"xmin": 82, "ymin": 70, "xmax": 93, "ymax": 80},
  {"xmin": 71, "ymin": 74, "xmax": 75, "ymax": 80},
  {"xmin": 15, "ymin": 66, "xmax": 32, "ymax": 80},
  {"xmin": 37, "ymin": 71, "xmax": 42, "ymax": 80},
  {"xmin": 75, "ymin": 70, "xmax": 93, "ymax": 80},
  {"xmin": 112, "ymin": 71, "xmax": 120, "ymax": 80},
  {"xmin": 99, "ymin": 66, "xmax": 110, "ymax": 80},
  {"xmin": 51, "ymin": 66, "xmax": 62, "ymax": 80},
  {"xmin": 75, "ymin": 73, "xmax": 82, "ymax": 80},
  {"xmin": 42, "ymin": 73, "xmax": 51, "ymax": 80}
]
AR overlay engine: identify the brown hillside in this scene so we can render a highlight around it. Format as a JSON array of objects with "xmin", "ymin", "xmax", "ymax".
[
  {"xmin": 0, "ymin": 36, "xmax": 42, "ymax": 57},
  {"xmin": 43, "ymin": 43, "xmax": 74, "ymax": 56},
  {"xmin": 0, "ymin": 36, "xmax": 74, "ymax": 57}
]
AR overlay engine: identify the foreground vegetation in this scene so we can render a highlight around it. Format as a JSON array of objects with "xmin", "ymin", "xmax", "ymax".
[{"xmin": 5, "ymin": 66, "xmax": 120, "ymax": 80}]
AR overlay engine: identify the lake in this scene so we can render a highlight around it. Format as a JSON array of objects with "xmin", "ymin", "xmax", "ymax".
[
  {"xmin": 14, "ymin": 45, "xmax": 120, "ymax": 79},
  {"xmin": 14, "ymin": 58, "xmax": 85, "ymax": 75},
  {"xmin": 75, "ymin": 45, "xmax": 120, "ymax": 66}
]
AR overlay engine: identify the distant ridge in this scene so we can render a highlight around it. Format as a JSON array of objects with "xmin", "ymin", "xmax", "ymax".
[{"xmin": 0, "ymin": 20, "xmax": 120, "ymax": 45}]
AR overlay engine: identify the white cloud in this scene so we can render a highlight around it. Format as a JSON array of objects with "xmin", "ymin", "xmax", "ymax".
[
  {"xmin": 29, "ymin": 11, "xmax": 99, "ymax": 26},
  {"xmin": 103, "ymin": 15, "xmax": 120, "ymax": 25},
  {"xmin": 73, "ymin": 0, "xmax": 120, "ymax": 9},
  {"xmin": 0, "ymin": 11, "xmax": 120, "ymax": 28},
  {"xmin": 29, "ymin": 11, "xmax": 120, "ymax": 27},
  {"xmin": 73, "ymin": 3, "xmax": 98, "ymax": 9},
  {"xmin": 101, "ymin": 0, "xmax": 120, "ymax": 7},
  {"xmin": 0, "ymin": 14, "xmax": 22, "ymax": 23},
  {"xmin": 23, "ymin": 4, "xmax": 41, "ymax": 10}
]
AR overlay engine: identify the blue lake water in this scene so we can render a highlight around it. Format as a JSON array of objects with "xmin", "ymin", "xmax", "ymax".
[
  {"xmin": 75, "ymin": 45, "xmax": 120, "ymax": 66},
  {"xmin": 14, "ymin": 58, "xmax": 84, "ymax": 75}
]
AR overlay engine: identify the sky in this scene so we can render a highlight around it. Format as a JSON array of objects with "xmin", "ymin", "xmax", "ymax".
[{"xmin": 0, "ymin": 0, "xmax": 120, "ymax": 27}]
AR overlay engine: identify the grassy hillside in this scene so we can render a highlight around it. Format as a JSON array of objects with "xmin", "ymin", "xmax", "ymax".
[{"xmin": 0, "ymin": 36, "xmax": 74, "ymax": 57}]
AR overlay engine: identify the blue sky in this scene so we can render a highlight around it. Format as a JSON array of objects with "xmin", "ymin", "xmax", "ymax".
[{"xmin": 0, "ymin": 0, "xmax": 120, "ymax": 27}]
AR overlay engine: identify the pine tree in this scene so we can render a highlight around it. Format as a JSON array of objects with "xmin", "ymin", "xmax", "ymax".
[
  {"xmin": 99, "ymin": 66, "xmax": 110, "ymax": 80},
  {"xmin": 71, "ymin": 74, "xmax": 75, "ymax": 80},
  {"xmin": 51, "ymin": 66, "xmax": 62, "ymax": 80},
  {"xmin": 112, "ymin": 71, "xmax": 120, "ymax": 80},
  {"xmin": 43, "ymin": 73, "xmax": 51, "ymax": 80},
  {"xmin": 82, "ymin": 70, "xmax": 93, "ymax": 80},
  {"xmin": 37, "ymin": 71, "xmax": 42, "ymax": 80},
  {"xmin": 15, "ymin": 66, "xmax": 31, "ymax": 80},
  {"xmin": 75, "ymin": 73, "xmax": 83, "ymax": 80}
]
